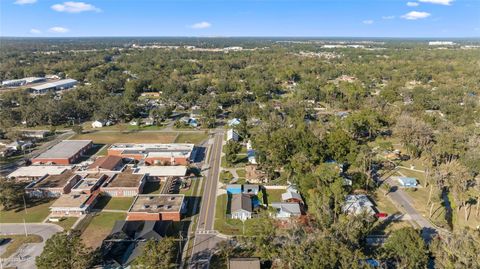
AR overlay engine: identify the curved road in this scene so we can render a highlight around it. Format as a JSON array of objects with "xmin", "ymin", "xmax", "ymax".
[{"xmin": 0, "ymin": 223, "xmax": 63, "ymax": 269}]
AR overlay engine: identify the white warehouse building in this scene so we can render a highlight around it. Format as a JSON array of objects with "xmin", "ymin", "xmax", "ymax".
[{"xmin": 30, "ymin": 79, "xmax": 78, "ymax": 94}]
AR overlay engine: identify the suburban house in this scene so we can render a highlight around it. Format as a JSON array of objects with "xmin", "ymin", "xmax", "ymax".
[
  {"xmin": 107, "ymin": 143, "xmax": 195, "ymax": 165},
  {"xmin": 247, "ymin": 140, "xmax": 257, "ymax": 165},
  {"xmin": 230, "ymin": 193, "xmax": 253, "ymax": 221},
  {"xmin": 91, "ymin": 120, "xmax": 113, "ymax": 128},
  {"xmin": 229, "ymin": 258, "xmax": 261, "ymax": 269},
  {"xmin": 270, "ymin": 202, "xmax": 302, "ymax": 219},
  {"xmin": 395, "ymin": 177, "xmax": 418, "ymax": 188},
  {"xmin": 227, "ymin": 129, "xmax": 239, "ymax": 142},
  {"xmin": 281, "ymin": 185, "xmax": 304, "ymax": 204},
  {"xmin": 228, "ymin": 118, "xmax": 241, "ymax": 126},
  {"xmin": 25, "ymin": 170, "xmax": 81, "ymax": 197},
  {"xmin": 7, "ymin": 165, "xmax": 72, "ymax": 182},
  {"xmin": 32, "ymin": 140, "xmax": 93, "ymax": 165},
  {"xmin": 101, "ymin": 166, "xmax": 147, "ymax": 197},
  {"xmin": 343, "ymin": 194, "xmax": 375, "ymax": 216},
  {"xmin": 49, "ymin": 192, "xmax": 98, "ymax": 217},
  {"xmin": 87, "ymin": 155, "xmax": 124, "ymax": 172},
  {"xmin": 126, "ymin": 194, "xmax": 185, "ymax": 221},
  {"xmin": 100, "ymin": 220, "xmax": 173, "ymax": 268}
]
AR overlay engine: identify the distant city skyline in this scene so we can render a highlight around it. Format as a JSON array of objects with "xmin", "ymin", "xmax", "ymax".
[{"xmin": 1, "ymin": 0, "xmax": 479, "ymax": 37}]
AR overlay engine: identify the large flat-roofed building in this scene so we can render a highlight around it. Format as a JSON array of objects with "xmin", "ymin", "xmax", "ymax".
[
  {"xmin": 32, "ymin": 140, "xmax": 93, "ymax": 165},
  {"xmin": 49, "ymin": 192, "xmax": 98, "ymax": 217},
  {"xmin": 88, "ymin": 156, "xmax": 124, "ymax": 172},
  {"xmin": 101, "ymin": 166, "xmax": 146, "ymax": 197},
  {"xmin": 72, "ymin": 173, "xmax": 110, "ymax": 195},
  {"xmin": 30, "ymin": 79, "xmax": 77, "ymax": 94},
  {"xmin": 7, "ymin": 165, "xmax": 72, "ymax": 181},
  {"xmin": 2, "ymin": 77, "xmax": 46, "ymax": 87},
  {"xmin": 107, "ymin": 143, "xmax": 194, "ymax": 165},
  {"xmin": 126, "ymin": 194, "xmax": 185, "ymax": 221},
  {"xmin": 132, "ymin": 166, "xmax": 188, "ymax": 180},
  {"xmin": 25, "ymin": 170, "xmax": 81, "ymax": 197}
]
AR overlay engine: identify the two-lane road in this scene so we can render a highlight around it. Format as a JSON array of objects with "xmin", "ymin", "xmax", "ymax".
[{"xmin": 189, "ymin": 132, "xmax": 224, "ymax": 268}]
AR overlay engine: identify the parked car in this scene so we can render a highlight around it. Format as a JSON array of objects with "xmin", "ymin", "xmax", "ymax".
[{"xmin": 375, "ymin": 212, "xmax": 388, "ymax": 218}]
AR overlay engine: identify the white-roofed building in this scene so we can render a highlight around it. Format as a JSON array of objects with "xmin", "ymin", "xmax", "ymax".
[
  {"xmin": 270, "ymin": 202, "xmax": 302, "ymax": 219},
  {"xmin": 133, "ymin": 166, "xmax": 188, "ymax": 180},
  {"xmin": 227, "ymin": 129, "xmax": 239, "ymax": 142},
  {"xmin": 7, "ymin": 165, "xmax": 72, "ymax": 181},
  {"xmin": 30, "ymin": 79, "xmax": 77, "ymax": 94},
  {"xmin": 343, "ymin": 194, "xmax": 375, "ymax": 216}
]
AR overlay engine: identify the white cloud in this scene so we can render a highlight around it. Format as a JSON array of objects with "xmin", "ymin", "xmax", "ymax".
[
  {"xmin": 14, "ymin": 0, "xmax": 37, "ymax": 5},
  {"xmin": 419, "ymin": 0, "xmax": 453, "ymax": 5},
  {"xmin": 30, "ymin": 28, "xmax": 41, "ymax": 34},
  {"xmin": 407, "ymin": 2, "xmax": 419, "ymax": 7},
  {"xmin": 401, "ymin": 11, "xmax": 431, "ymax": 20},
  {"xmin": 49, "ymin": 26, "xmax": 70, "ymax": 33},
  {"xmin": 190, "ymin": 21, "xmax": 212, "ymax": 29},
  {"xmin": 382, "ymin": 16, "xmax": 395, "ymax": 20},
  {"xmin": 363, "ymin": 20, "xmax": 374, "ymax": 25},
  {"xmin": 51, "ymin": 2, "xmax": 101, "ymax": 13}
]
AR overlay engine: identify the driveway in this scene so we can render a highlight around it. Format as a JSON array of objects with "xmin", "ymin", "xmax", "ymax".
[{"xmin": 0, "ymin": 223, "xmax": 63, "ymax": 269}]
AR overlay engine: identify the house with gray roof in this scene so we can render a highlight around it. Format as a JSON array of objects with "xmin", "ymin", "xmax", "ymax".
[
  {"xmin": 270, "ymin": 202, "xmax": 302, "ymax": 219},
  {"xmin": 230, "ymin": 193, "xmax": 253, "ymax": 221}
]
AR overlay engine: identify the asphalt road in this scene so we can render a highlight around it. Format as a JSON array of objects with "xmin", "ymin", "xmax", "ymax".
[
  {"xmin": 189, "ymin": 132, "xmax": 224, "ymax": 268},
  {"xmin": 0, "ymin": 223, "xmax": 63, "ymax": 269},
  {"xmin": 385, "ymin": 177, "xmax": 438, "ymax": 241}
]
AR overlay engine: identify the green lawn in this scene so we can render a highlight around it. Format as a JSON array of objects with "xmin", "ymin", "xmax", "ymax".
[
  {"xmin": 0, "ymin": 234, "xmax": 43, "ymax": 258},
  {"xmin": 51, "ymin": 217, "xmax": 78, "ymax": 231},
  {"xmin": 175, "ymin": 132, "xmax": 209, "ymax": 144},
  {"xmin": 221, "ymin": 155, "xmax": 248, "ymax": 168},
  {"xmin": 94, "ymin": 196, "xmax": 134, "ymax": 211},
  {"xmin": 70, "ymin": 131, "xmax": 177, "ymax": 144},
  {"xmin": 220, "ymin": 170, "xmax": 234, "ymax": 183},
  {"xmin": 81, "ymin": 212, "xmax": 126, "ymax": 248},
  {"xmin": 214, "ymin": 194, "xmax": 243, "ymax": 235},
  {"xmin": 0, "ymin": 199, "xmax": 54, "ymax": 223},
  {"xmin": 236, "ymin": 169, "xmax": 246, "ymax": 178},
  {"xmin": 265, "ymin": 189, "xmax": 285, "ymax": 204}
]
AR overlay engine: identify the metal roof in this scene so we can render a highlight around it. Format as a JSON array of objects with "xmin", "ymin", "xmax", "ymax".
[{"xmin": 35, "ymin": 140, "xmax": 91, "ymax": 159}]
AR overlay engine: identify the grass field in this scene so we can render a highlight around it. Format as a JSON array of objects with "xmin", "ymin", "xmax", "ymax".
[
  {"xmin": 81, "ymin": 212, "xmax": 126, "ymax": 248},
  {"xmin": 70, "ymin": 131, "xmax": 177, "ymax": 144},
  {"xmin": 0, "ymin": 199, "xmax": 54, "ymax": 223},
  {"xmin": 214, "ymin": 194, "xmax": 243, "ymax": 235},
  {"xmin": 0, "ymin": 234, "xmax": 43, "ymax": 258},
  {"xmin": 50, "ymin": 217, "xmax": 78, "ymax": 231},
  {"xmin": 175, "ymin": 132, "xmax": 209, "ymax": 144},
  {"xmin": 236, "ymin": 169, "xmax": 246, "ymax": 178},
  {"xmin": 265, "ymin": 189, "xmax": 285, "ymax": 204},
  {"xmin": 94, "ymin": 196, "xmax": 134, "ymax": 211}
]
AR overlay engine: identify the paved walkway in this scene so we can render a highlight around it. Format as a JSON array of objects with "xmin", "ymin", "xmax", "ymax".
[{"xmin": 0, "ymin": 223, "xmax": 63, "ymax": 269}]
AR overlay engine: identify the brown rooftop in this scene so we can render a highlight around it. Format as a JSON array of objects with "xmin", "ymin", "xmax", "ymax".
[
  {"xmin": 104, "ymin": 167, "xmax": 144, "ymax": 188},
  {"xmin": 34, "ymin": 170, "xmax": 78, "ymax": 188},
  {"xmin": 129, "ymin": 194, "xmax": 184, "ymax": 213},
  {"xmin": 88, "ymin": 156, "xmax": 123, "ymax": 171},
  {"xmin": 50, "ymin": 193, "xmax": 90, "ymax": 208}
]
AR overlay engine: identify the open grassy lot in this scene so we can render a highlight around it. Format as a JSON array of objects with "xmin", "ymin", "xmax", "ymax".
[
  {"xmin": 93, "ymin": 196, "xmax": 134, "ymax": 211},
  {"xmin": 175, "ymin": 132, "xmax": 209, "ymax": 144},
  {"xmin": 0, "ymin": 199, "xmax": 54, "ymax": 223},
  {"xmin": 70, "ymin": 131, "xmax": 177, "ymax": 144},
  {"xmin": 81, "ymin": 212, "xmax": 126, "ymax": 248},
  {"xmin": 0, "ymin": 234, "xmax": 43, "ymax": 258},
  {"xmin": 214, "ymin": 194, "xmax": 243, "ymax": 235},
  {"xmin": 265, "ymin": 189, "xmax": 285, "ymax": 204},
  {"xmin": 221, "ymin": 155, "xmax": 248, "ymax": 168},
  {"xmin": 51, "ymin": 217, "xmax": 78, "ymax": 231}
]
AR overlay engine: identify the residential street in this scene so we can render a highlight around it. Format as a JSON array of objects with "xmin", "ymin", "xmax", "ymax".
[
  {"xmin": 189, "ymin": 131, "xmax": 224, "ymax": 268},
  {"xmin": 0, "ymin": 223, "xmax": 63, "ymax": 269}
]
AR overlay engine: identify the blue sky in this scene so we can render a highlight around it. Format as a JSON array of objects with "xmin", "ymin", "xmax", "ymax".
[{"xmin": 1, "ymin": 0, "xmax": 479, "ymax": 37}]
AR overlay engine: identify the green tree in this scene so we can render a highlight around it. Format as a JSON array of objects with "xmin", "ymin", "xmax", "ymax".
[
  {"xmin": 381, "ymin": 227, "xmax": 428, "ymax": 269},
  {"xmin": 36, "ymin": 231, "xmax": 94, "ymax": 269},
  {"xmin": 224, "ymin": 140, "xmax": 241, "ymax": 166},
  {"xmin": 0, "ymin": 179, "xmax": 24, "ymax": 210},
  {"xmin": 72, "ymin": 125, "xmax": 83, "ymax": 134},
  {"xmin": 133, "ymin": 237, "xmax": 176, "ymax": 269}
]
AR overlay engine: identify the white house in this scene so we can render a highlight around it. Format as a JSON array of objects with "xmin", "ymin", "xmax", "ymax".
[
  {"xmin": 342, "ymin": 195, "xmax": 375, "ymax": 216},
  {"xmin": 270, "ymin": 202, "xmax": 302, "ymax": 219},
  {"xmin": 92, "ymin": 120, "xmax": 104, "ymax": 128},
  {"xmin": 228, "ymin": 118, "xmax": 241, "ymax": 127},
  {"xmin": 227, "ymin": 129, "xmax": 239, "ymax": 142},
  {"xmin": 230, "ymin": 193, "xmax": 253, "ymax": 221}
]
